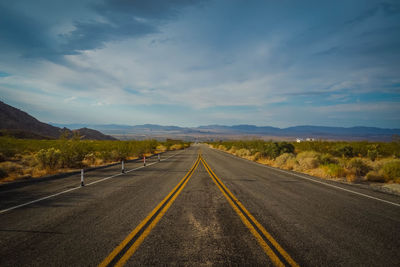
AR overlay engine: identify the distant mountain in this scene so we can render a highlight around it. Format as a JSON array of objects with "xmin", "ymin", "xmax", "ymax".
[
  {"xmin": 74, "ymin": 127, "xmax": 116, "ymax": 141},
  {"xmin": 50, "ymin": 123, "xmax": 400, "ymax": 141},
  {"xmin": 197, "ymin": 125, "xmax": 400, "ymax": 141},
  {"xmin": 0, "ymin": 101, "xmax": 63, "ymax": 138},
  {"xmin": 0, "ymin": 101, "xmax": 116, "ymax": 140}
]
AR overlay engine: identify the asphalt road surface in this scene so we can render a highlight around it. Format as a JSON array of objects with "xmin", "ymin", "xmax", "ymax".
[{"xmin": 0, "ymin": 144, "xmax": 399, "ymax": 266}]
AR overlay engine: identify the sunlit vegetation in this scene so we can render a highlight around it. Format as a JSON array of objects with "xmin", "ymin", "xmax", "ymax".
[
  {"xmin": 209, "ymin": 140, "xmax": 400, "ymax": 183},
  {"xmin": 0, "ymin": 137, "xmax": 190, "ymax": 182}
]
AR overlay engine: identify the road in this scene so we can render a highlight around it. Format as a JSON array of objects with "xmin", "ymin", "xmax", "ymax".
[{"xmin": 0, "ymin": 144, "xmax": 399, "ymax": 266}]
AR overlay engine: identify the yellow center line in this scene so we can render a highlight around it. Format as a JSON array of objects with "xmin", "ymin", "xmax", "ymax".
[
  {"xmin": 99, "ymin": 155, "xmax": 201, "ymax": 267},
  {"xmin": 200, "ymin": 156, "xmax": 299, "ymax": 267}
]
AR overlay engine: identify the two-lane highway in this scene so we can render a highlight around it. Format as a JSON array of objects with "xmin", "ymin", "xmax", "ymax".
[{"xmin": 1, "ymin": 144, "xmax": 399, "ymax": 266}]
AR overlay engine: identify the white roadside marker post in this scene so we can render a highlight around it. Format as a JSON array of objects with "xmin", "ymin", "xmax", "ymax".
[
  {"xmin": 122, "ymin": 160, "xmax": 125, "ymax": 173},
  {"xmin": 144, "ymin": 155, "xmax": 146, "ymax": 166},
  {"xmin": 80, "ymin": 169, "xmax": 84, "ymax": 187},
  {"xmin": 158, "ymin": 153, "xmax": 160, "ymax": 162}
]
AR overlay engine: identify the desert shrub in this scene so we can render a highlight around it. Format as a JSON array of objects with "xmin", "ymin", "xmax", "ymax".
[
  {"xmin": 20, "ymin": 154, "xmax": 35, "ymax": 166},
  {"xmin": 170, "ymin": 144, "xmax": 183, "ymax": 150},
  {"xmin": 0, "ymin": 138, "xmax": 18, "ymax": 158},
  {"xmin": 275, "ymin": 153, "xmax": 295, "ymax": 167},
  {"xmin": 114, "ymin": 143, "xmax": 131, "ymax": 160},
  {"xmin": 262, "ymin": 142, "xmax": 281, "ymax": 159},
  {"xmin": 0, "ymin": 153, "xmax": 5, "ymax": 162},
  {"xmin": 346, "ymin": 174, "xmax": 359, "ymax": 183},
  {"xmin": 163, "ymin": 139, "xmax": 186, "ymax": 150},
  {"xmin": 323, "ymin": 164, "xmax": 346, "ymax": 178},
  {"xmin": 236, "ymin": 148, "xmax": 251, "ymax": 157},
  {"xmin": 110, "ymin": 150, "xmax": 121, "ymax": 161},
  {"xmin": 35, "ymin": 148, "xmax": 62, "ymax": 170},
  {"xmin": 335, "ymin": 145, "xmax": 354, "ymax": 158},
  {"xmin": 229, "ymin": 146, "xmax": 238, "ymax": 154},
  {"xmin": 285, "ymin": 157, "xmax": 299, "ymax": 170},
  {"xmin": 296, "ymin": 151, "xmax": 321, "ymax": 170},
  {"xmin": 98, "ymin": 150, "xmax": 112, "ymax": 162},
  {"xmin": 366, "ymin": 171, "xmax": 385, "ymax": 183},
  {"xmin": 297, "ymin": 151, "xmax": 320, "ymax": 160},
  {"xmin": 58, "ymin": 140, "xmax": 90, "ymax": 168},
  {"xmin": 0, "ymin": 168, "xmax": 8, "ymax": 179},
  {"xmin": 367, "ymin": 144, "xmax": 379, "ymax": 161},
  {"xmin": 299, "ymin": 158, "xmax": 320, "ymax": 170},
  {"xmin": 0, "ymin": 161, "xmax": 24, "ymax": 175},
  {"xmin": 347, "ymin": 158, "xmax": 371, "ymax": 177},
  {"xmin": 83, "ymin": 152, "xmax": 96, "ymax": 165},
  {"xmin": 380, "ymin": 160, "xmax": 400, "ymax": 182},
  {"xmin": 0, "ymin": 137, "xmax": 186, "ymax": 181},
  {"xmin": 216, "ymin": 144, "xmax": 225, "ymax": 151},
  {"xmin": 253, "ymin": 152, "xmax": 262, "ymax": 161},
  {"xmin": 320, "ymin": 153, "xmax": 337, "ymax": 165},
  {"xmin": 279, "ymin": 142, "xmax": 295, "ymax": 154},
  {"xmin": 156, "ymin": 144, "xmax": 167, "ymax": 152}
]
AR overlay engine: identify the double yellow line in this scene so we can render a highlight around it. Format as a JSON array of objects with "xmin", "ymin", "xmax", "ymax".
[
  {"xmin": 200, "ymin": 156, "xmax": 299, "ymax": 267},
  {"xmin": 99, "ymin": 155, "xmax": 201, "ymax": 267},
  {"xmin": 99, "ymin": 153, "xmax": 298, "ymax": 267}
]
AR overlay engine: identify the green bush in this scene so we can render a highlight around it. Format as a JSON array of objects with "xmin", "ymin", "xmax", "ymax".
[
  {"xmin": 59, "ymin": 141, "xmax": 89, "ymax": 168},
  {"xmin": 0, "ymin": 168, "xmax": 8, "ymax": 179},
  {"xmin": 262, "ymin": 142, "xmax": 281, "ymax": 159},
  {"xmin": 35, "ymin": 148, "xmax": 62, "ymax": 170},
  {"xmin": 367, "ymin": 144, "xmax": 379, "ymax": 161},
  {"xmin": 366, "ymin": 171, "xmax": 385, "ymax": 183},
  {"xmin": 0, "ymin": 152, "xmax": 5, "ymax": 162},
  {"xmin": 320, "ymin": 153, "xmax": 337, "ymax": 165},
  {"xmin": 209, "ymin": 139, "xmax": 400, "ymax": 183},
  {"xmin": 380, "ymin": 160, "xmax": 400, "ymax": 182},
  {"xmin": 279, "ymin": 142, "xmax": 295, "ymax": 154},
  {"xmin": 323, "ymin": 164, "xmax": 346, "ymax": 178},
  {"xmin": 0, "ymin": 161, "xmax": 24, "ymax": 175},
  {"xmin": 336, "ymin": 145, "xmax": 354, "ymax": 158},
  {"xmin": 84, "ymin": 152, "xmax": 97, "ymax": 165},
  {"xmin": 347, "ymin": 158, "xmax": 371, "ymax": 176}
]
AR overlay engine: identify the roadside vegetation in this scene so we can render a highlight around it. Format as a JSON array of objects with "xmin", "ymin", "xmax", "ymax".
[
  {"xmin": 208, "ymin": 140, "xmax": 400, "ymax": 184},
  {"xmin": 0, "ymin": 137, "xmax": 190, "ymax": 183}
]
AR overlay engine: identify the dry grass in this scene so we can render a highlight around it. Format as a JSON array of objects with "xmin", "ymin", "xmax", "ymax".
[
  {"xmin": 321, "ymin": 164, "xmax": 346, "ymax": 179},
  {"xmin": 156, "ymin": 144, "xmax": 167, "ymax": 152},
  {"xmin": 274, "ymin": 153, "xmax": 298, "ymax": 170},
  {"xmin": 212, "ymin": 144, "xmax": 400, "ymax": 184},
  {"xmin": 217, "ymin": 145, "xmax": 227, "ymax": 151},
  {"xmin": 235, "ymin": 148, "xmax": 251, "ymax": 158},
  {"xmin": 380, "ymin": 159, "xmax": 400, "ymax": 183},
  {"xmin": 366, "ymin": 171, "xmax": 386, "ymax": 183},
  {"xmin": 0, "ymin": 138, "xmax": 188, "ymax": 183},
  {"xmin": 169, "ymin": 144, "xmax": 183, "ymax": 150}
]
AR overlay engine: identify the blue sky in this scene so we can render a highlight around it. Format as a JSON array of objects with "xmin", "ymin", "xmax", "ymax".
[{"xmin": 0, "ymin": 0, "xmax": 399, "ymax": 128}]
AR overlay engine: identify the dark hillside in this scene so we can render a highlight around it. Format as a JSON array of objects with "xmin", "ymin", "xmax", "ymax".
[{"xmin": 0, "ymin": 101, "xmax": 116, "ymax": 140}]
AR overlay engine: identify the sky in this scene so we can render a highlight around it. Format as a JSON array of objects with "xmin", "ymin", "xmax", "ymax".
[{"xmin": 0, "ymin": 0, "xmax": 399, "ymax": 128}]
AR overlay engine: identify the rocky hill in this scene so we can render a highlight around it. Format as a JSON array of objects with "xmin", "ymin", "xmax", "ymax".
[{"xmin": 0, "ymin": 101, "xmax": 116, "ymax": 140}]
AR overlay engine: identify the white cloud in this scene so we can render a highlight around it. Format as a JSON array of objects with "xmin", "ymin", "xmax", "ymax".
[{"xmin": 0, "ymin": 0, "xmax": 399, "ymax": 127}]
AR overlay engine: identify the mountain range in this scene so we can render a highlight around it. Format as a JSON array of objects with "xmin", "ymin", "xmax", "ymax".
[
  {"xmin": 0, "ymin": 101, "xmax": 116, "ymax": 140},
  {"xmin": 51, "ymin": 123, "xmax": 400, "ymax": 142},
  {"xmin": 1, "ymin": 100, "xmax": 398, "ymax": 141}
]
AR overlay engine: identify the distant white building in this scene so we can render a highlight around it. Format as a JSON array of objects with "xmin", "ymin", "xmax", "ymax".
[{"xmin": 296, "ymin": 137, "xmax": 315, "ymax": 142}]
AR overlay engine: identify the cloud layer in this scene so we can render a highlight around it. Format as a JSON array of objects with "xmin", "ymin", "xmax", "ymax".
[{"xmin": 1, "ymin": 0, "xmax": 399, "ymax": 127}]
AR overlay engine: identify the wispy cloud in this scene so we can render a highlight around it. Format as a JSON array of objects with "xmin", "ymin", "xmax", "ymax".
[{"xmin": 0, "ymin": 0, "xmax": 399, "ymax": 127}]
